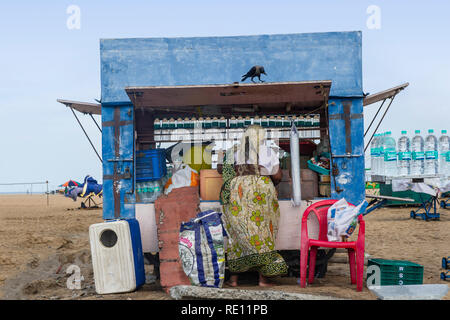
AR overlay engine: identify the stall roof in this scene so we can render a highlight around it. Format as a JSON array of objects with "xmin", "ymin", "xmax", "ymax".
[
  {"xmin": 126, "ymin": 81, "xmax": 332, "ymax": 115},
  {"xmin": 57, "ymin": 99, "xmax": 101, "ymax": 115},
  {"xmin": 101, "ymin": 32, "xmax": 362, "ymax": 104},
  {"xmin": 363, "ymin": 83, "xmax": 409, "ymax": 107}
]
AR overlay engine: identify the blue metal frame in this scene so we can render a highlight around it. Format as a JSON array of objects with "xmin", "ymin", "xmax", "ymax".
[
  {"xmin": 409, "ymin": 193, "xmax": 441, "ymax": 221},
  {"xmin": 441, "ymin": 257, "xmax": 449, "ymax": 281},
  {"xmin": 440, "ymin": 193, "xmax": 450, "ymax": 209},
  {"xmin": 364, "ymin": 199, "xmax": 388, "ymax": 216}
]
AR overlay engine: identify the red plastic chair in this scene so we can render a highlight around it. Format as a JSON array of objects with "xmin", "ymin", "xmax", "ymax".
[{"xmin": 300, "ymin": 199, "xmax": 365, "ymax": 291}]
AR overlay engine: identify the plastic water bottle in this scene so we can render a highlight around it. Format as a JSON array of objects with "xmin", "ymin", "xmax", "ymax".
[
  {"xmin": 383, "ymin": 132, "xmax": 397, "ymax": 177},
  {"xmin": 411, "ymin": 130, "xmax": 425, "ymax": 176},
  {"xmin": 148, "ymin": 181, "xmax": 155, "ymax": 203},
  {"xmin": 146, "ymin": 182, "xmax": 153, "ymax": 202},
  {"xmin": 148, "ymin": 181, "xmax": 156, "ymax": 202},
  {"xmin": 145, "ymin": 182, "xmax": 151, "ymax": 202},
  {"xmin": 446, "ymin": 150, "xmax": 450, "ymax": 177},
  {"xmin": 138, "ymin": 182, "xmax": 145, "ymax": 202},
  {"xmin": 424, "ymin": 129, "xmax": 438, "ymax": 175},
  {"xmin": 438, "ymin": 130, "xmax": 449, "ymax": 176},
  {"xmin": 370, "ymin": 134, "xmax": 380, "ymax": 175},
  {"xmin": 378, "ymin": 133, "xmax": 386, "ymax": 176},
  {"xmin": 397, "ymin": 131, "xmax": 411, "ymax": 176},
  {"xmin": 153, "ymin": 180, "xmax": 162, "ymax": 201}
]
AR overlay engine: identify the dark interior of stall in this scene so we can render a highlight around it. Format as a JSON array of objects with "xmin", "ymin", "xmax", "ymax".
[{"xmin": 133, "ymin": 93, "xmax": 333, "ymax": 202}]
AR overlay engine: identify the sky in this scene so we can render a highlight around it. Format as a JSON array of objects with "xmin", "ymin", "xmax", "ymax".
[{"xmin": 0, "ymin": 0, "xmax": 449, "ymax": 192}]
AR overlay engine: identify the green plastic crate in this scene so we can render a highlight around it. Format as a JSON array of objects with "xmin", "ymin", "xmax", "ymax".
[{"xmin": 367, "ymin": 259, "xmax": 424, "ymax": 286}]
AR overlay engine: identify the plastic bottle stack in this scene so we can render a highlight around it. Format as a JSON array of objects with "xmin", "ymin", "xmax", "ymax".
[
  {"xmin": 424, "ymin": 129, "xmax": 438, "ymax": 175},
  {"xmin": 261, "ymin": 116, "xmax": 269, "ymax": 128},
  {"xmin": 244, "ymin": 116, "xmax": 252, "ymax": 127},
  {"xmin": 139, "ymin": 182, "xmax": 149, "ymax": 202},
  {"xmin": 397, "ymin": 131, "xmax": 411, "ymax": 176},
  {"xmin": 253, "ymin": 116, "xmax": 261, "ymax": 127},
  {"xmin": 148, "ymin": 181, "xmax": 162, "ymax": 203},
  {"xmin": 237, "ymin": 116, "xmax": 244, "ymax": 140},
  {"xmin": 439, "ymin": 130, "xmax": 450, "ymax": 176},
  {"xmin": 219, "ymin": 116, "xmax": 227, "ymax": 129},
  {"xmin": 169, "ymin": 118, "xmax": 176, "ymax": 141},
  {"xmin": 275, "ymin": 116, "xmax": 282, "ymax": 139},
  {"xmin": 184, "ymin": 117, "xmax": 192, "ymax": 140},
  {"xmin": 194, "ymin": 117, "xmax": 203, "ymax": 141},
  {"xmin": 411, "ymin": 130, "xmax": 425, "ymax": 175},
  {"xmin": 297, "ymin": 116, "xmax": 305, "ymax": 138},
  {"xmin": 383, "ymin": 131, "xmax": 397, "ymax": 177},
  {"xmin": 184, "ymin": 117, "xmax": 191, "ymax": 130},
  {"xmin": 305, "ymin": 115, "xmax": 312, "ymax": 138},
  {"xmin": 377, "ymin": 133, "xmax": 386, "ymax": 176},
  {"xmin": 313, "ymin": 115, "xmax": 321, "ymax": 138},
  {"xmin": 175, "ymin": 118, "xmax": 184, "ymax": 140},
  {"xmin": 154, "ymin": 118, "xmax": 161, "ymax": 142},
  {"xmin": 294, "ymin": 116, "xmax": 301, "ymax": 138},
  {"xmin": 282, "ymin": 116, "xmax": 290, "ymax": 138},
  {"xmin": 161, "ymin": 118, "xmax": 169, "ymax": 141},
  {"xmin": 370, "ymin": 134, "xmax": 380, "ymax": 175}
]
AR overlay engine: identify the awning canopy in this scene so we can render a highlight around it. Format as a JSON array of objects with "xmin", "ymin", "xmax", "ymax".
[
  {"xmin": 57, "ymin": 99, "xmax": 101, "ymax": 115},
  {"xmin": 363, "ymin": 82, "xmax": 410, "ymax": 153},
  {"xmin": 57, "ymin": 99, "xmax": 103, "ymax": 163},
  {"xmin": 363, "ymin": 83, "xmax": 409, "ymax": 107},
  {"xmin": 125, "ymin": 81, "xmax": 332, "ymax": 116}
]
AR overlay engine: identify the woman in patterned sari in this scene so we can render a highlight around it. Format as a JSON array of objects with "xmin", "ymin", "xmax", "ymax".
[{"xmin": 218, "ymin": 125, "xmax": 288, "ymax": 286}]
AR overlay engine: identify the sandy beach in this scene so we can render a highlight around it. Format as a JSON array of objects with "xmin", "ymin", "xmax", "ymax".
[{"xmin": 0, "ymin": 194, "xmax": 448, "ymax": 300}]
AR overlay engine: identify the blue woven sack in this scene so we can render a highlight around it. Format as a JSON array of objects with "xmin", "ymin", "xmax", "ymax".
[{"xmin": 179, "ymin": 210, "xmax": 227, "ymax": 288}]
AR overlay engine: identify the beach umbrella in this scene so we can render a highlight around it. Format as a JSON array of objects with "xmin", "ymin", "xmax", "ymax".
[{"xmin": 58, "ymin": 180, "xmax": 81, "ymax": 187}]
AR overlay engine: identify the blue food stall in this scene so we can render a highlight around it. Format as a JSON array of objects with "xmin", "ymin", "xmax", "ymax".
[
  {"xmin": 99, "ymin": 31, "xmax": 369, "ymax": 220},
  {"xmin": 59, "ymin": 31, "xmax": 409, "ymax": 253}
]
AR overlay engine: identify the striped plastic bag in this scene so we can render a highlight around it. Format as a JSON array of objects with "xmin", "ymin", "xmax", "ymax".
[{"xmin": 179, "ymin": 210, "xmax": 227, "ymax": 288}]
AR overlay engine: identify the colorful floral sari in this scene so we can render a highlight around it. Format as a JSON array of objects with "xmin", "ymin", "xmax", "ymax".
[
  {"xmin": 222, "ymin": 126, "xmax": 288, "ymax": 277},
  {"xmin": 219, "ymin": 147, "xmax": 237, "ymax": 206}
]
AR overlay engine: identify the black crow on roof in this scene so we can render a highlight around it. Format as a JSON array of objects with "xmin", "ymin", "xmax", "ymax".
[{"xmin": 241, "ymin": 65, "xmax": 267, "ymax": 83}]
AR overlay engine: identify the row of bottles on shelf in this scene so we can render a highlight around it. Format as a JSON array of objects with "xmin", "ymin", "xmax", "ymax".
[
  {"xmin": 370, "ymin": 130, "xmax": 449, "ymax": 177},
  {"xmin": 153, "ymin": 115, "xmax": 321, "ymax": 141}
]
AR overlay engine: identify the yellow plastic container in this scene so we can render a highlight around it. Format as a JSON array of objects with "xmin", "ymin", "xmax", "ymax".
[
  {"xmin": 200, "ymin": 169, "xmax": 223, "ymax": 201},
  {"xmin": 183, "ymin": 145, "xmax": 212, "ymax": 172}
]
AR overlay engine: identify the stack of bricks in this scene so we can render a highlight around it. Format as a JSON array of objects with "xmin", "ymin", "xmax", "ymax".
[{"xmin": 154, "ymin": 186, "xmax": 200, "ymax": 293}]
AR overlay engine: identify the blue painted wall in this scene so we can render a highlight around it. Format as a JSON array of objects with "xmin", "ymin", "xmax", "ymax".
[
  {"xmin": 328, "ymin": 98, "xmax": 366, "ymax": 205},
  {"xmin": 100, "ymin": 31, "xmax": 366, "ymax": 219},
  {"xmin": 101, "ymin": 103, "xmax": 136, "ymax": 220},
  {"xmin": 100, "ymin": 31, "xmax": 363, "ymax": 104}
]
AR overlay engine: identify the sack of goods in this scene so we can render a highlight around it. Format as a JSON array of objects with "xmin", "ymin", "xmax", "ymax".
[
  {"xmin": 164, "ymin": 164, "xmax": 199, "ymax": 195},
  {"xmin": 178, "ymin": 210, "xmax": 228, "ymax": 288},
  {"xmin": 327, "ymin": 198, "xmax": 368, "ymax": 242}
]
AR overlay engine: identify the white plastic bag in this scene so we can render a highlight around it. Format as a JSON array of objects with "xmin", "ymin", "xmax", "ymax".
[
  {"xmin": 327, "ymin": 198, "xmax": 368, "ymax": 241},
  {"xmin": 164, "ymin": 164, "xmax": 199, "ymax": 195}
]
